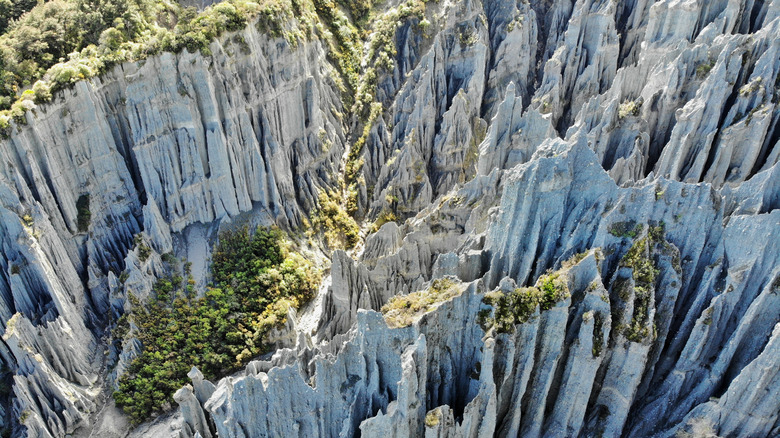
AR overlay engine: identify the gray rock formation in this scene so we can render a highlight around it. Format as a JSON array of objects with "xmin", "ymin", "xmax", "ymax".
[
  {"xmin": 0, "ymin": 0, "xmax": 778, "ymax": 437},
  {"xmin": 0, "ymin": 13, "xmax": 345, "ymax": 437},
  {"xmin": 201, "ymin": 143, "xmax": 779, "ymax": 437}
]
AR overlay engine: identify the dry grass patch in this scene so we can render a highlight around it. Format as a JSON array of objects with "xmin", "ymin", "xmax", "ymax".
[{"xmin": 381, "ymin": 278, "xmax": 461, "ymax": 328}]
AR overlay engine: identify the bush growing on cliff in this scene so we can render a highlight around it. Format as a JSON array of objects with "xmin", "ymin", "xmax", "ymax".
[
  {"xmin": 619, "ymin": 226, "xmax": 666, "ymax": 343},
  {"xmin": 482, "ymin": 268, "xmax": 571, "ymax": 333},
  {"xmin": 0, "ymin": 0, "xmax": 312, "ymax": 126},
  {"xmin": 76, "ymin": 194, "xmax": 91, "ymax": 232},
  {"xmin": 381, "ymin": 278, "xmax": 461, "ymax": 327},
  {"xmin": 113, "ymin": 227, "xmax": 320, "ymax": 424},
  {"xmin": 311, "ymin": 191, "xmax": 360, "ymax": 250}
]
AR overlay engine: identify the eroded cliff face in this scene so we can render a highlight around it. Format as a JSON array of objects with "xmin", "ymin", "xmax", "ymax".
[
  {"xmin": 0, "ymin": 0, "xmax": 778, "ymax": 437},
  {"xmin": 0, "ymin": 17, "xmax": 345, "ymax": 437}
]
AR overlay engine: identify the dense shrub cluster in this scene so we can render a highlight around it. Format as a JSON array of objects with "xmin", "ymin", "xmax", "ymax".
[
  {"xmin": 0, "ymin": 0, "xmax": 307, "ymax": 132},
  {"xmin": 619, "ymin": 225, "xmax": 665, "ymax": 342},
  {"xmin": 0, "ymin": 0, "xmax": 156, "ymax": 110},
  {"xmin": 0, "ymin": 0, "xmax": 38, "ymax": 34},
  {"xmin": 335, "ymin": 0, "xmax": 372, "ymax": 26},
  {"xmin": 113, "ymin": 227, "xmax": 319, "ymax": 424},
  {"xmin": 608, "ymin": 221, "xmax": 644, "ymax": 238},
  {"xmin": 343, "ymin": 0, "xmax": 429, "ymax": 213},
  {"xmin": 309, "ymin": 191, "xmax": 360, "ymax": 250},
  {"xmin": 482, "ymin": 270, "xmax": 570, "ymax": 333}
]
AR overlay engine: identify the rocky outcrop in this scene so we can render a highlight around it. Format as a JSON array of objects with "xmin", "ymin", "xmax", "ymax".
[
  {"xmin": 0, "ymin": 15, "xmax": 345, "ymax": 437},
  {"xmin": 200, "ymin": 143, "xmax": 779, "ymax": 437},
  {"xmin": 354, "ymin": 0, "xmax": 779, "ymax": 222},
  {"xmin": 0, "ymin": 0, "xmax": 778, "ymax": 436}
]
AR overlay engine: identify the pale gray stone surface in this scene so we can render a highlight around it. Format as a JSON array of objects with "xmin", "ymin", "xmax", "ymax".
[{"xmin": 0, "ymin": 0, "xmax": 778, "ymax": 437}]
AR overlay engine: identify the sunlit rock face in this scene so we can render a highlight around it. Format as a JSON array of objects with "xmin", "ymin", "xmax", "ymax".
[
  {"xmin": 0, "ymin": 20, "xmax": 345, "ymax": 437},
  {"xmin": 1, "ymin": 0, "xmax": 778, "ymax": 437}
]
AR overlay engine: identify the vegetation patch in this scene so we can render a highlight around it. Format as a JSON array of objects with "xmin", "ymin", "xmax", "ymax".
[
  {"xmin": 310, "ymin": 190, "xmax": 360, "ymax": 250},
  {"xmin": 562, "ymin": 250, "xmax": 591, "ymax": 269},
  {"xmin": 425, "ymin": 408, "xmax": 441, "ymax": 428},
  {"xmin": 702, "ymin": 307, "xmax": 713, "ymax": 326},
  {"xmin": 76, "ymin": 194, "xmax": 91, "ymax": 233},
  {"xmin": 344, "ymin": 0, "xmax": 430, "ymax": 207},
  {"xmin": 335, "ymin": 0, "xmax": 373, "ymax": 29},
  {"xmin": 0, "ymin": 0, "xmax": 317, "ymax": 134},
  {"xmin": 457, "ymin": 24, "xmax": 477, "ymax": 46},
  {"xmin": 381, "ymin": 278, "xmax": 461, "ymax": 328},
  {"xmin": 618, "ymin": 225, "xmax": 670, "ymax": 343},
  {"xmin": 738, "ymin": 76, "xmax": 762, "ymax": 96},
  {"xmin": 608, "ymin": 221, "xmax": 643, "ymax": 239},
  {"xmin": 592, "ymin": 312, "xmax": 605, "ymax": 357},
  {"xmin": 114, "ymin": 227, "xmax": 319, "ymax": 424},
  {"xmin": 482, "ymin": 269, "xmax": 570, "ymax": 333},
  {"xmin": 2, "ymin": 313, "xmax": 21, "ymax": 340},
  {"xmin": 506, "ymin": 15, "xmax": 524, "ymax": 32},
  {"xmin": 618, "ymin": 99, "xmax": 641, "ymax": 119},
  {"xmin": 313, "ymin": 0, "xmax": 361, "ymax": 102},
  {"xmin": 695, "ymin": 60, "xmax": 715, "ymax": 79},
  {"xmin": 133, "ymin": 234, "xmax": 152, "ymax": 262},
  {"xmin": 370, "ymin": 209, "xmax": 398, "ymax": 232}
]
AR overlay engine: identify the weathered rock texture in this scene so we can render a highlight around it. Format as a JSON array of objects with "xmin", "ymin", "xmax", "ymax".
[
  {"xmin": 0, "ymin": 0, "xmax": 779, "ymax": 437},
  {"xmin": 0, "ymin": 15, "xmax": 345, "ymax": 438},
  {"xmin": 203, "ymin": 144, "xmax": 779, "ymax": 438}
]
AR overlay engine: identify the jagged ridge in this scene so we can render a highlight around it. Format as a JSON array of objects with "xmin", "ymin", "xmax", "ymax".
[{"xmin": 0, "ymin": 0, "xmax": 778, "ymax": 437}]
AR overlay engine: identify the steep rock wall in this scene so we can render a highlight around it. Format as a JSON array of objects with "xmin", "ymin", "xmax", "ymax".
[
  {"xmin": 0, "ymin": 0, "xmax": 778, "ymax": 436},
  {"xmin": 0, "ymin": 20, "xmax": 345, "ymax": 437},
  {"xmin": 200, "ymin": 144, "xmax": 779, "ymax": 437}
]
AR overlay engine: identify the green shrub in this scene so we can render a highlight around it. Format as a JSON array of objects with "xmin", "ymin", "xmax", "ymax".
[
  {"xmin": 621, "ymin": 236, "xmax": 658, "ymax": 290},
  {"xmin": 0, "ymin": 113, "xmax": 10, "ymax": 133},
  {"xmin": 538, "ymin": 271, "xmax": 569, "ymax": 311},
  {"xmin": 482, "ymin": 264, "xmax": 573, "ymax": 333},
  {"xmin": 425, "ymin": 408, "xmax": 441, "ymax": 427},
  {"xmin": 618, "ymin": 228, "xmax": 668, "ymax": 343},
  {"xmin": 114, "ymin": 227, "xmax": 319, "ymax": 424},
  {"xmin": 738, "ymin": 76, "xmax": 762, "ymax": 96},
  {"xmin": 608, "ymin": 221, "xmax": 643, "ymax": 239},
  {"xmin": 76, "ymin": 194, "xmax": 91, "ymax": 233},
  {"xmin": 311, "ymin": 191, "xmax": 360, "ymax": 250},
  {"xmin": 695, "ymin": 61, "xmax": 714, "ymax": 79},
  {"xmin": 618, "ymin": 100, "xmax": 641, "ymax": 119},
  {"xmin": 133, "ymin": 233, "xmax": 152, "ymax": 262},
  {"xmin": 483, "ymin": 286, "xmax": 545, "ymax": 332},
  {"xmin": 370, "ymin": 209, "xmax": 397, "ymax": 232},
  {"xmin": 137, "ymin": 242, "xmax": 151, "ymax": 262},
  {"xmin": 31, "ymin": 80, "xmax": 52, "ymax": 104},
  {"xmin": 458, "ymin": 25, "xmax": 476, "ymax": 46},
  {"xmin": 111, "ymin": 313, "xmax": 129, "ymax": 341},
  {"xmin": 592, "ymin": 312, "xmax": 604, "ymax": 357}
]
